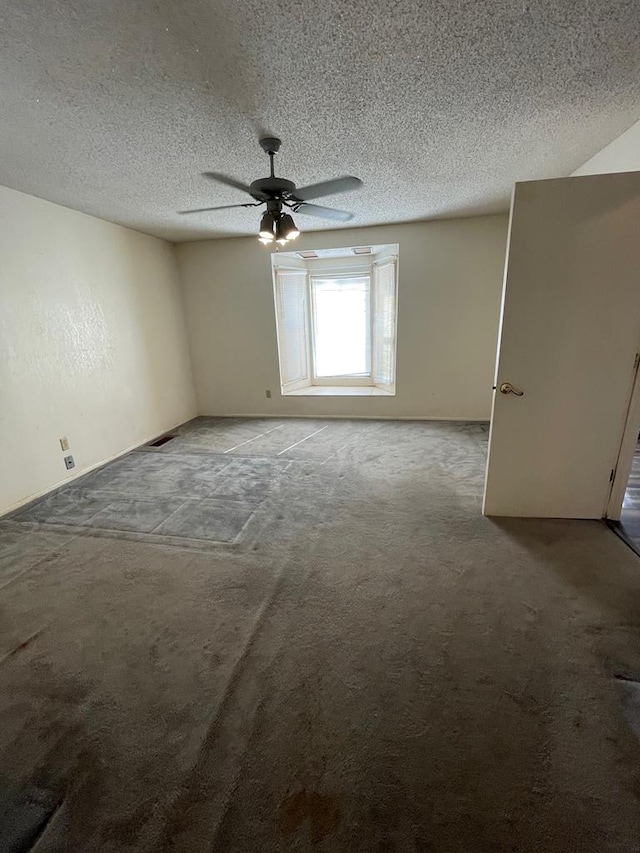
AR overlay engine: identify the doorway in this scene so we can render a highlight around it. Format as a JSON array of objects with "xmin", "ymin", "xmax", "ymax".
[
  {"xmin": 607, "ymin": 350, "xmax": 640, "ymax": 554},
  {"xmin": 612, "ymin": 439, "xmax": 640, "ymax": 554}
]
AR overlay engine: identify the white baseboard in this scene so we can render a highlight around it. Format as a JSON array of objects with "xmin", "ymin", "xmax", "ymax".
[{"xmin": 197, "ymin": 412, "xmax": 490, "ymax": 423}]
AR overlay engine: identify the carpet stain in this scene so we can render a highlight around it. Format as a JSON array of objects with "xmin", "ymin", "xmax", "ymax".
[
  {"xmin": 0, "ymin": 627, "xmax": 45, "ymax": 665},
  {"xmin": 280, "ymin": 789, "xmax": 341, "ymax": 842}
]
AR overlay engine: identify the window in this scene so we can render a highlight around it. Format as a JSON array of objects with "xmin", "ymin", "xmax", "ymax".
[
  {"xmin": 311, "ymin": 275, "xmax": 370, "ymax": 380},
  {"xmin": 272, "ymin": 244, "xmax": 398, "ymax": 396}
]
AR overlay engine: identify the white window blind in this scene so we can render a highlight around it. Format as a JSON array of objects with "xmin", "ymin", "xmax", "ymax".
[
  {"xmin": 274, "ymin": 270, "xmax": 309, "ymax": 390},
  {"xmin": 372, "ymin": 260, "xmax": 397, "ymax": 391},
  {"xmin": 310, "ymin": 275, "xmax": 371, "ymax": 379}
]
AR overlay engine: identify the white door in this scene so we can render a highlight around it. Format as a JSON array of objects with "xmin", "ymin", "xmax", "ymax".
[{"xmin": 483, "ymin": 172, "xmax": 640, "ymax": 518}]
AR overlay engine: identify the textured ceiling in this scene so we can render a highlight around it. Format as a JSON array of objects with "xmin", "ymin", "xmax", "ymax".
[{"xmin": 1, "ymin": 0, "xmax": 639, "ymax": 242}]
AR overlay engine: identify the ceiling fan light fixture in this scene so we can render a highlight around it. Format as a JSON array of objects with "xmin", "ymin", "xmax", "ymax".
[
  {"xmin": 280, "ymin": 213, "xmax": 300, "ymax": 240},
  {"xmin": 259, "ymin": 211, "xmax": 276, "ymax": 241},
  {"xmin": 275, "ymin": 214, "xmax": 299, "ymax": 243}
]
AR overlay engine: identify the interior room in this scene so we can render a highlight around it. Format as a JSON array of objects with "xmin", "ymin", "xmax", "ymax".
[{"xmin": 1, "ymin": 1, "xmax": 640, "ymax": 850}]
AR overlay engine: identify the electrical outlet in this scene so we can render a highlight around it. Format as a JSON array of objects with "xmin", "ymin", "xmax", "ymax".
[
  {"xmin": 60, "ymin": 436, "xmax": 69, "ymax": 451},
  {"xmin": 265, "ymin": 389, "xmax": 272, "ymax": 398},
  {"xmin": 64, "ymin": 455, "xmax": 75, "ymax": 470}
]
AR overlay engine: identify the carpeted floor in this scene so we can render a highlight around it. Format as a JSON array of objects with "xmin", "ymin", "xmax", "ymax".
[{"xmin": 2, "ymin": 417, "xmax": 640, "ymax": 851}]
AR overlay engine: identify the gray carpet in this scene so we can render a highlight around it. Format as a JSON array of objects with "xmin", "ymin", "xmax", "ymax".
[{"xmin": 2, "ymin": 417, "xmax": 640, "ymax": 851}]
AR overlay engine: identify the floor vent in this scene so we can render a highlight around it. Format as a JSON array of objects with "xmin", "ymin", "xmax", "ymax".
[{"xmin": 148, "ymin": 435, "xmax": 176, "ymax": 447}]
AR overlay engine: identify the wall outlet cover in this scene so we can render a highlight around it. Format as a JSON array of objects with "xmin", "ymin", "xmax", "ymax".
[
  {"xmin": 64, "ymin": 455, "xmax": 75, "ymax": 470},
  {"xmin": 265, "ymin": 389, "xmax": 272, "ymax": 398}
]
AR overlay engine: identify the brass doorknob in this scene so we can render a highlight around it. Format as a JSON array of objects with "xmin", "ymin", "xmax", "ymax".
[{"xmin": 499, "ymin": 382, "xmax": 524, "ymax": 396}]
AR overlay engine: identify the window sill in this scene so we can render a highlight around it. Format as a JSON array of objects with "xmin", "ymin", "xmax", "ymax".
[{"xmin": 284, "ymin": 386, "xmax": 395, "ymax": 397}]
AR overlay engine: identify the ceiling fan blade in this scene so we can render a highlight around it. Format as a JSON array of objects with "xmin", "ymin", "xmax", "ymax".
[
  {"xmin": 178, "ymin": 203, "xmax": 259, "ymax": 215},
  {"xmin": 202, "ymin": 172, "xmax": 261, "ymax": 196},
  {"xmin": 293, "ymin": 203, "xmax": 354, "ymax": 222},
  {"xmin": 291, "ymin": 176, "xmax": 362, "ymax": 202}
]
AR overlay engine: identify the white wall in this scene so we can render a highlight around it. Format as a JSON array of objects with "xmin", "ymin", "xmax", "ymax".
[
  {"xmin": 572, "ymin": 119, "xmax": 640, "ymax": 176},
  {"xmin": 177, "ymin": 215, "xmax": 508, "ymax": 420},
  {"xmin": 0, "ymin": 186, "xmax": 197, "ymax": 515}
]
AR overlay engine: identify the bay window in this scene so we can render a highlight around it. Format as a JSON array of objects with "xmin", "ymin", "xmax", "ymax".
[{"xmin": 272, "ymin": 244, "xmax": 398, "ymax": 396}]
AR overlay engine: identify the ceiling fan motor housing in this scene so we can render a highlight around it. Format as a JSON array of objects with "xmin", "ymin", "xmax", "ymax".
[{"xmin": 250, "ymin": 177, "xmax": 296, "ymax": 200}]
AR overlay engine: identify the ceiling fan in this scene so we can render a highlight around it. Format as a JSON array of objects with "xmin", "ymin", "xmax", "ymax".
[{"xmin": 179, "ymin": 137, "xmax": 363, "ymax": 244}]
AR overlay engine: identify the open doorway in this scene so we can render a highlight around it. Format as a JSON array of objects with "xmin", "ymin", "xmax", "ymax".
[
  {"xmin": 606, "ymin": 351, "xmax": 640, "ymax": 554},
  {"xmin": 615, "ymin": 438, "xmax": 640, "ymax": 552}
]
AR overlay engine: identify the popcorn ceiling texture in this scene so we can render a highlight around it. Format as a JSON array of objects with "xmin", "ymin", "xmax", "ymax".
[{"xmin": 0, "ymin": 0, "xmax": 639, "ymax": 241}]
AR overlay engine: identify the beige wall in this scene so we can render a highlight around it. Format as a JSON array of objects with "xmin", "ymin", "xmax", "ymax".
[
  {"xmin": 177, "ymin": 215, "xmax": 508, "ymax": 420},
  {"xmin": 572, "ymin": 119, "xmax": 640, "ymax": 176},
  {"xmin": 0, "ymin": 186, "xmax": 196, "ymax": 514}
]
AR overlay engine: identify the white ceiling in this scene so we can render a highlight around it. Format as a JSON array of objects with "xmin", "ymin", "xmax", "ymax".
[{"xmin": 1, "ymin": 0, "xmax": 639, "ymax": 242}]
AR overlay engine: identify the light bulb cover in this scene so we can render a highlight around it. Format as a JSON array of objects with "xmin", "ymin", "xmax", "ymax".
[
  {"xmin": 259, "ymin": 210, "xmax": 276, "ymax": 240},
  {"xmin": 275, "ymin": 213, "xmax": 300, "ymax": 242}
]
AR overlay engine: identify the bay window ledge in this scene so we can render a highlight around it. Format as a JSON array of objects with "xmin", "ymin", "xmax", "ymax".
[{"xmin": 284, "ymin": 385, "xmax": 395, "ymax": 396}]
